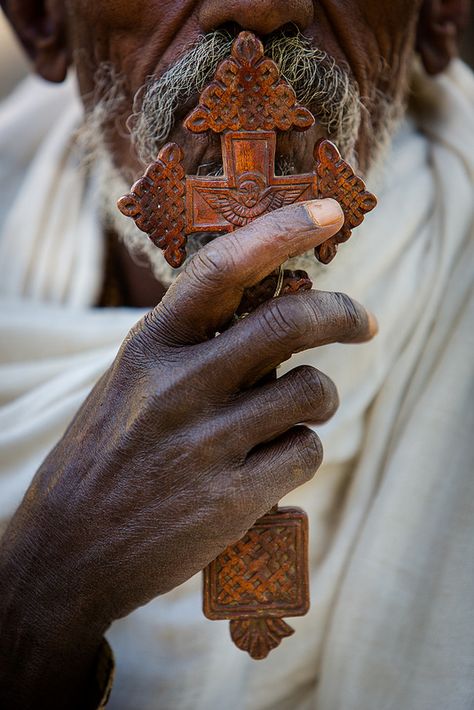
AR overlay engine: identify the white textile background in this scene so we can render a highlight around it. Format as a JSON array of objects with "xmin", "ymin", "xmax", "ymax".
[{"xmin": 0, "ymin": 62, "xmax": 473, "ymax": 709}]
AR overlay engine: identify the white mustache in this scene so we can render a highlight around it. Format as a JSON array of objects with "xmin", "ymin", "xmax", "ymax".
[{"xmin": 129, "ymin": 29, "xmax": 363, "ymax": 166}]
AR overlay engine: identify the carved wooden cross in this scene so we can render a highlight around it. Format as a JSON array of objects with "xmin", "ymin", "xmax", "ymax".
[
  {"xmin": 118, "ymin": 31, "xmax": 376, "ymax": 660},
  {"xmin": 118, "ymin": 31, "xmax": 376, "ymax": 270}
]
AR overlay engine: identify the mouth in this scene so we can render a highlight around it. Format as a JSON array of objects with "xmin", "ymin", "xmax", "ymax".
[{"xmin": 131, "ymin": 25, "xmax": 355, "ymax": 177}]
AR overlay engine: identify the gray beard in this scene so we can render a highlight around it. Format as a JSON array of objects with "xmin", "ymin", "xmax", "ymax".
[
  {"xmin": 75, "ymin": 30, "xmax": 406, "ymax": 288},
  {"xmin": 130, "ymin": 29, "xmax": 363, "ymax": 167}
]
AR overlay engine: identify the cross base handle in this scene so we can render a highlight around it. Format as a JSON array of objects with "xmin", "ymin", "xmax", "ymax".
[
  {"xmin": 203, "ymin": 506, "xmax": 309, "ymax": 659},
  {"xmin": 230, "ymin": 617, "xmax": 294, "ymax": 660}
]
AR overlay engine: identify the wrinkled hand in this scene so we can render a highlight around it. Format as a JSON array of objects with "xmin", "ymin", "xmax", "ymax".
[{"xmin": 0, "ymin": 198, "xmax": 376, "ymax": 708}]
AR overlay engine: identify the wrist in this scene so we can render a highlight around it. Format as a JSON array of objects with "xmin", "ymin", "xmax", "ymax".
[{"xmin": 0, "ymin": 519, "xmax": 109, "ymax": 709}]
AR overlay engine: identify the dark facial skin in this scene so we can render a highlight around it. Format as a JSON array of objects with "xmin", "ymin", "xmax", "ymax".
[
  {"xmin": 0, "ymin": 1, "xmax": 470, "ymax": 708},
  {"xmin": 58, "ymin": 0, "xmax": 468, "ymax": 180},
  {"xmin": 5, "ymin": 0, "xmax": 470, "ymax": 177},
  {"xmin": 4, "ymin": 0, "xmax": 469, "ymax": 305},
  {"xmin": 64, "ymin": 0, "xmax": 428, "ymax": 178}
]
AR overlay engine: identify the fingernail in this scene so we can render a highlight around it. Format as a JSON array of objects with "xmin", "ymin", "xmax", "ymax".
[
  {"xmin": 367, "ymin": 310, "xmax": 379, "ymax": 337},
  {"xmin": 305, "ymin": 199, "xmax": 344, "ymax": 227}
]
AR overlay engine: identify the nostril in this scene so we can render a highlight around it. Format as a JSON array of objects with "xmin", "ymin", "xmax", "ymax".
[
  {"xmin": 199, "ymin": 0, "xmax": 314, "ymax": 37},
  {"xmin": 218, "ymin": 21, "xmax": 244, "ymax": 39},
  {"xmin": 216, "ymin": 22, "xmax": 301, "ymax": 43},
  {"xmin": 216, "ymin": 21, "xmax": 303, "ymax": 43},
  {"xmin": 265, "ymin": 22, "xmax": 304, "ymax": 43}
]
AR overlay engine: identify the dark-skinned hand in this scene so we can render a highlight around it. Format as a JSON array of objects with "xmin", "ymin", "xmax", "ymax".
[{"xmin": 0, "ymin": 198, "xmax": 377, "ymax": 709}]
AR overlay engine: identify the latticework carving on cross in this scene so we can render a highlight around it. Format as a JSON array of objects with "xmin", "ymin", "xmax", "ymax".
[
  {"xmin": 183, "ymin": 31, "xmax": 314, "ymax": 133},
  {"xmin": 117, "ymin": 30, "xmax": 377, "ymax": 660}
]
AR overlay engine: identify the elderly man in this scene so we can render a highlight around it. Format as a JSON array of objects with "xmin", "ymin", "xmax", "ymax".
[{"xmin": 0, "ymin": 1, "xmax": 473, "ymax": 709}]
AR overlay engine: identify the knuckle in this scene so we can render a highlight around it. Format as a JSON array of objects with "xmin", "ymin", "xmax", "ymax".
[
  {"xmin": 260, "ymin": 298, "xmax": 306, "ymax": 344},
  {"xmin": 294, "ymin": 366, "xmax": 339, "ymax": 422},
  {"xmin": 258, "ymin": 211, "xmax": 287, "ymax": 238},
  {"xmin": 140, "ymin": 308, "xmax": 170, "ymax": 345},
  {"xmin": 295, "ymin": 428, "xmax": 323, "ymax": 480},
  {"xmin": 120, "ymin": 309, "xmax": 169, "ymax": 360},
  {"xmin": 118, "ymin": 324, "xmax": 150, "ymax": 368},
  {"xmin": 120, "ymin": 315, "xmax": 148, "ymax": 353},
  {"xmin": 334, "ymin": 291, "xmax": 365, "ymax": 332},
  {"xmin": 297, "ymin": 365, "xmax": 326, "ymax": 400},
  {"xmin": 185, "ymin": 244, "xmax": 235, "ymax": 290},
  {"xmin": 218, "ymin": 475, "xmax": 254, "ymax": 524}
]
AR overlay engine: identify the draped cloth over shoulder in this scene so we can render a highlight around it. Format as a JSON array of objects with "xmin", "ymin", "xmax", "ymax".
[{"xmin": 0, "ymin": 62, "xmax": 473, "ymax": 709}]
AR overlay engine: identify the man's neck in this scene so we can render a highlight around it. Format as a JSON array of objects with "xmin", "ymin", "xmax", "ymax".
[{"xmin": 102, "ymin": 230, "xmax": 167, "ymax": 308}]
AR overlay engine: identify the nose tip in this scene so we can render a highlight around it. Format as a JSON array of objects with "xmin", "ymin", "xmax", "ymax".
[{"xmin": 199, "ymin": 0, "xmax": 314, "ymax": 36}]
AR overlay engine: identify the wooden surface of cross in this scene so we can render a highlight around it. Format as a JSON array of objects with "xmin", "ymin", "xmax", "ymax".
[
  {"xmin": 186, "ymin": 130, "xmax": 315, "ymax": 233},
  {"xmin": 118, "ymin": 31, "xmax": 376, "ymax": 659}
]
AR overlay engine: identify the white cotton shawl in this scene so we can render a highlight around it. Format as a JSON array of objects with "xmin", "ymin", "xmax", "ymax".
[{"xmin": 0, "ymin": 64, "xmax": 473, "ymax": 710}]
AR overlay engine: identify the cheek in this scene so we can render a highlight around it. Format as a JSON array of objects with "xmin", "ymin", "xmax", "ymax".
[
  {"xmin": 70, "ymin": 0, "xmax": 149, "ymax": 30},
  {"xmin": 359, "ymin": 0, "xmax": 423, "ymax": 50},
  {"xmin": 67, "ymin": 1, "xmax": 151, "ymax": 89},
  {"xmin": 310, "ymin": 0, "xmax": 421, "ymax": 94},
  {"xmin": 67, "ymin": 0, "xmax": 199, "ymax": 98},
  {"xmin": 69, "ymin": 0, "xmax": 197, "ymax": 39}
]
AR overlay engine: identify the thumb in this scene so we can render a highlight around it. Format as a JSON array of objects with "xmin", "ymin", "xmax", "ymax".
[{"xmin": 152, "ymin": 198, "xmax": 344, "ymax": 345}]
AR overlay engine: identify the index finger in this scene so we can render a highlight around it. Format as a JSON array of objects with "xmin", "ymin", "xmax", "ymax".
[{"xmin": 152, "ymin": 198, "xmax": 344, "ymax": 344}]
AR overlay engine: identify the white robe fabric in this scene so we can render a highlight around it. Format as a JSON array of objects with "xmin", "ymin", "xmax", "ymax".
[{"xmin": 0, "ymin": 63, "xmax": 473, "ymax": 710}]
